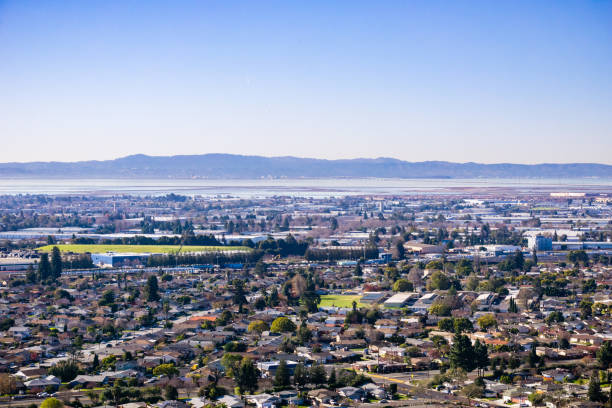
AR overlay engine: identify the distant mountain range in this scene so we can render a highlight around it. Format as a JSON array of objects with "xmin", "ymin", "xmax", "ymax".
[{"xmin": 1, "ymin": 154, "xmax": 611, "ymax": 179}]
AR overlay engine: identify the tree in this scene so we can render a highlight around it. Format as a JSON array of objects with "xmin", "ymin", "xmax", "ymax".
[
  {"xmin": 473, "ymin": 340, "xmax": 489, "ymax": 377},
  {"xmin": 144, "ymin": 275, "xmax": 160, "ymax": 302},
  {"xmin": 583, "ymin": 279, "xmax": 597, "ymax": 293},
  {"xmin": 449, "ymin": 334, "xmax": 476, "ymax": 372},
  {"xmin": 454, "ymin": 318, "xmax": 474, "ymax": 334},
  {"xmin": 49, "ymin": 360, "xmax": 79, "ymax": 382},
  {"xmin": 597, "ymin": 341, "xmax": 612, "ymax": 368},
  {"xmin": 40, "ymin": 398, "xmax": 64, "ymax": 408},
  {"xmin": 51, "ymin": 246, "xmax": 62, "ymax": 281},
  {"xmin": 392, "ymin": 279, "xmax": 413, "ymax": 292},
  {"xmin": 254, "ymin": 260, "xmax": 267, "ymax": 278},
  {"xmin": 327, "ymin": 368, "xmax": 337, "ymax": 389},
  {"xmin": 38, "ymin": 253, "xmax": 52, "ymax": 283},
  {"xmin": 274, "ymin": 360, "xmax": 290, "ymax": 388},
  {"xmin": 477, "ymin": 314, "xmax": 497, "ymax": 330},
  {"xmin": 153, "ymin": 363, "xmax": 179, "ymax": 379},
  {"xmin": 234, "ymin": 358, "xmax": 258, "ymax": 394},
  {"xmin": 545, "ymin": 311, "xmax": 564, "ymax": 325},
  {"xmin": 247, "ymin": 320, "xmax": 269, "ymax": 334},
  {"xmin": 438, "ymin": 318, "xmax": 454, "ymax": 332},
  {"xmin": 426, "ymin": 270, "xmax": 451, "ymax": 290},
  {"xmin": 270, "ymin": 317, "xmax": 297, "ymax": 333},
  {"xmin": 0, "ymin": 373, "xmax": 17, "ymax": 395},
  {"xmin": 99, "ymin": 289, "xmax": 115, "ymax": 306},
  {"xmin": 588, "ymin": 372, "xmax": 606, "ymax": 402},
  {"xmin": 509, "ymin": 297, "xmax": 518, "ymax": 313},
  {"xmin": 528, "ymin": 392, "xmax": 544, "ymax": 406},
  {"xmin": 164, "ymin": 385, "xmax": 178, "ymax": 400},
  {"xmin": 462, "ymin": 383, "xmax": 484, "ymax": 399},
  {"xmin": 330, "ymin": 217, "xmax": 338, "ymax": 231},
  {"xmin": 293, "ymin": 363, "xmax": 309, "ymax": 388},
  {"xmin": 231, "ymin": 279, "xmax": 248, "ymax": 313},
  {"xmin": 580, "ymin": 299, "xmax": 594, "ymax": 319},
  {"xmin": 309, "ymin": 364, "xmax": 327, "ymax": 385},
  {"xmin": 92, "ymin": 354, "xmax": 99, "ymax": 370},
  {"xmin": 568, "ymin": 250, "xmax": 588, "ymax": 266}
]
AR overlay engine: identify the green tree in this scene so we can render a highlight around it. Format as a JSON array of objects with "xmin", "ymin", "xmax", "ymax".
[
  {"xmin": 144, "ymin": 275, "xmax": 160, "ymax": 302},
  {"xmin": 99, "ymin": 290, "xmax": 115, "ymax": 306},
  {"xmin": 597, "ymin": 341, "xmax": 612, "ymax": 368},
  {"xmin": 51, "ymin": 246, "xmax": 62, "ymax": 281},
  {"xmin": 477, "ymin": 314, "xmax": 497, "ymax": 330},
  {"xmin": 327, "ymin": 367, "xmax": 337, "ymax": 389},
  {"xmin": 309, "ymin": 364, "xmax": 327, "ymax": 385},
  {"xmin": 234, "ymin": 358, "xmax": 259, "ymax": 394},
  {"xmin": 580, "ymin": 299, "xmax": 594, "ymax": 319},
  {"xmin": 473, "ymin": 340, "xmax": 489, "ymax": 377},
  {"xmin": 270, "ymin": 317, "xmax": 297, "ymax": 333},
  {"xmin": 38, "ymin": 253, "xmax": 52, "ymax": 283},
  {"xmin": 449, "ymin": 333, "xmax": 476, "ymax": 372},
  {"xmin": 40, "ymin": 398, "xmax": 64, "ymax": 408},
  {"xmin": 438, "ymin": 318, "xmax": 454, "ymax": 332},
  {"xmin": 164, "ymin": 385, "xmax": 178, "ymax": 400},
  {"xmin": 49, "ymin": 360, "xmax": 79, "ymax": 382},
  {"xmin": 588, "ymin": 373, "xmax": 606, "ymax": 402},
  {"xmin": 392, "ymin": 279, "xmax": 413, "ymax": 292},
  {"xmin": 293, "ymin": 363, "xmax": 309, "ymax": 388},
  {"xmin": 509, "ymin": 297, "xmax": 518, "ymax": 313},
  {"xmin": 274, "ymin": 360, "xmax": 290, "ymax": 388},
  {"xmin": 426, "ymin": 270, "xmax": 451, "ymax": 290},
  {"xmin": 153, "ymin": 363, "xmax": 179, "ymax": 379},
  {"xmin": 247, "ymin": 320, "xmax": 269, "ymax": 334},
  {"xmin": 454, "ymin": 318, "xmax": 474, "ymax": 334}
]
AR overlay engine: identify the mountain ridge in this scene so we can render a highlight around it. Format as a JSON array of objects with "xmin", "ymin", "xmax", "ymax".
[{"xmin": 0, "ymin": 154, "xmax": 611, "ymax": 179}]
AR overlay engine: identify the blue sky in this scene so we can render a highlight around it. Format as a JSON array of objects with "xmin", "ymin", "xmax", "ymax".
[{"xmin": 1, "ymin": 0, "xmax": 611, "ymax": 164}]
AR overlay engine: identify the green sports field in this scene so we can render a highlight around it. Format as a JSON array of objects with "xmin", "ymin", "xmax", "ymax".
[
  {"xmin": 318, "ymin": 294, "xmax": 366, "ymax": 308},
  {"xmin": 37, "ymin": 244, "xmax": 251, "ymax": 254}
]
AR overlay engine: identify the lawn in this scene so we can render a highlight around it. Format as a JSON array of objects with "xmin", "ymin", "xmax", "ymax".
[
  {"xmin": 318, "ymin": 294, "xmax": 366, "ymax": 308},
  {"xmin": 37, "ymin": 244, "xmax": 251, "ymax": 254}
]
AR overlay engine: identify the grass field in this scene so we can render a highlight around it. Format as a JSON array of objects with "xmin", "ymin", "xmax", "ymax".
[
  {"xmin": 37, "ymin": 244, "xmax": 251, "ymax": 254},
  {"xmin": 318, "ymin": 294, "xmax": 365, "ymax": 308}
]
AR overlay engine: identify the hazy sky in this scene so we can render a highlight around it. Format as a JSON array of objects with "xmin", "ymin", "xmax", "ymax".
[{"xmin": 1, "ymin": 1, "xmax": 611, "ymax": 164}]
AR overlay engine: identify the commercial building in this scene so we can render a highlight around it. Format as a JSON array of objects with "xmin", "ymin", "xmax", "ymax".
[{"xmin": 91, "ymin": 253, "xmax": 151, "ymax": 267}]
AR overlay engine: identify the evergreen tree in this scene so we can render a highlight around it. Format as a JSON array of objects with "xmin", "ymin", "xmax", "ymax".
[
  {"xmin": 449, "ymin": 333, "xmax": 476, "ymax": 372},
  {"xmin": 144, "ymin": 275, "xmax": 160, "ymax": 302},
  {"xmin": 588, "ymin": 372, "xmax": 606, "ymax": 402},
  {"xmin": 309, "ymin": 364, "xmax": 326, "ymax": 385},
  {"xmin": 473, "ymin": 340, "xmax": 489, "ymax": 377},
  {"xmin": 327, "ymin": 368, "xmax": 337, "ymax": 389},
  {"xmin": 234, "ymin": 358, "xmax": 258, "ymax": 394},
  {"xmin": 274, "ymin": 360, "xmax": 290, "ymax": 388},
  {"xmin": 51, "ymin": 246, "xmax": 62, "ymax": 281},
  {"xmin": 293, "ymin": 363, "xmax": 308, "ymax": 389},
  {"xmin": 598, "ymin": 341, "xmax": 612, "ymax": 369},
  {"xmin": 26, "ymin": 264, "xmax": 37, "ymax": 283},
  {"xmin": 509, "ymin": 297, "xmax": 518, "ymax": 313},
  {"xmin": 92, "ymin": 354, "xmax": 99, "ymax": 371},
  {"xmin": 38, "ymin": 253, "xmax": 51, "ymax": 283}
]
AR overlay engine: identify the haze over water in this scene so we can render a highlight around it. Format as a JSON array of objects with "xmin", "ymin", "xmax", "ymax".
[{"xmin": 1, "ymin": 178, "xmax": 612, "ymax": 197}]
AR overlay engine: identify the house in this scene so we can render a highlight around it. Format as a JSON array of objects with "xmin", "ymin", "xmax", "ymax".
[
  {"xmin": 384, "ymin": 292, "xmax": 418, "ymax": 308},
  {"xmin": 24, "ymin": 375, "xmax": 61, "ymax": 392},
  {"xmin": 337, "ymin": 386, "xmax": 365, "ymax": 400},
  {"xmin": 70, "ymin": 374, "xmax": 108, "ymax": 388},
  {"xmin": 216, "ymin": 395, "xmax": 244, "ymax": 408},
  {"xmin": 542, "ymin": 368, "xmax": 574, "ymax": 382},
  {"xmin": 410, "ymin": 293, "xmax": 438, "ymax": 312},
  {"xmin": 308, "ymin": 389, "xmax": 340, "ymax": 405},
  {"xmin": 361, "ymin": 383, "xmax": 388, "ymax": 399},
  {"xmin": 245, "ymin": 393, "xmax": 280, "ymax": 408}
]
